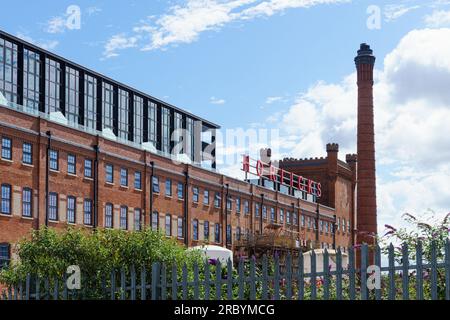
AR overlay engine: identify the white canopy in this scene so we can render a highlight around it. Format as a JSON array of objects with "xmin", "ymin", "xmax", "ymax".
[
  {"xmin": 302, "ymin": 249, "xmax": 349, "ymax": 274},
  {"xmin": 189, "ymin": 245, "xmax": 233, "ymax": 265}
]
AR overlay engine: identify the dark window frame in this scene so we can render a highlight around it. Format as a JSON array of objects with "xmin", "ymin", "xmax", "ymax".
[
  {"xmin": 48, "ymin": 192, "xmax": 58, "ymax": 221},
  {"xmin": 120, "ymin": 168, "xmax": 128, "ymax": 187},
  {"xmin": 67, "ymin": 196, "xmax": 76, "ymax": 224},
  {"xmin": 68, "ymin": 154, "xmax": 76, "ymax": 175},
  {"xmin": 120, "ymin": 205, "xmax": 128, "ymax": 230},
  {"xmin": 84, "ymin": 159, "xmax": 93, "ymax": 178},
  {"xmin": 84, "ymin": 199, "xmax": 93, "ymax": 226},
  {"xmin": 152, "ymin": 176, "xmax": 160, "ymax": 193},
  {"xmin": 1, "ymin": 184, "xmax": 11, "ymax": 215},
  {"xmin": 1, "ymin": 137, "xmax": 12, "ymax": 160},
  {"xmin": 105, "ymin": 164, "xmax": 114, "ymax": 183},
  {"xmin": 49, "ymin": 149, "xmax": 59, "ymax": 171},
  {"xmin": 105, "ymin": 203, "xmax": 113, "ymax": 228},
  {"xmin": 22, "ymin": 142, "xmax": 33, "ymax": 165},
  {"xmin": 134, "ymin": 171, "xmax": 142, "ymax": 190},
  {"xmin": 22, "ymin": 187, "xmax": 32, "ymax": 218}
]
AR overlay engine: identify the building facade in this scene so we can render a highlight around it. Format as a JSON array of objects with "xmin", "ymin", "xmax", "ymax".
[{"xmin": 0, "ymin": 30, "xmax": 362, "ymax": 268}]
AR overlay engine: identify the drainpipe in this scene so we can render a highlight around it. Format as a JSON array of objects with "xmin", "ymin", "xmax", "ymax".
[
  {"xmin": 143, "ymin": 153, "xmax": 147, "ymax": 228},
  {"xmin": 150, "ymin": 161, "xmax": 155, "ymax": 227},
  {"xmin": 333, "ymin": 214, "xmax": 337, "ymax": 250},
  {"xmin": 184, "ymin": 170, "xmax": 189, "ymax": 247},
  {"xmin": 315, "ymin": 200, "xmax": 320, "ymax": 248},
  {"xmin": 260, "ymin": 194, "xmax": 264, "ymax": 235},
  {"xmin": 45, "ymin": 131, "xmax": 52, "ymax": 228},
  {"xmin": 93, "ymin": 144, "xmax": 100, "ymax": 229},
  {"xmin": 225, "ymin": 183, "xmax": 229, "ymax": 246}
]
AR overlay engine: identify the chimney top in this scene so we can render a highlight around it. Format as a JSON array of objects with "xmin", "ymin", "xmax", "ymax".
[
  {"xmin": 346, "ymin": 154, "xmax": 357, "ymax": 163},
  {"xmin": 355, "ymin": 43, "xmax": 376, "ymax": 66},
  {"xmin": 326, "ymin": 143, "xmax": 339, "ymax": 153}
]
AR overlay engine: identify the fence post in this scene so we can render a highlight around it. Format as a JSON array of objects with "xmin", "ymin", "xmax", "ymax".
[
  {"xmin": 151, "ymin": 262, "xmax": 160, "ymax": 301},
  {"xmin": 323, "ymin": 249, "xmax": 330, "ymax": 300},
  {"xmin": 53, "ymin": 277, "xmax": 59, "ymax": 300},
  {"xmin": 388, "ymin": 243, "xmax": 395, "ymax": 300},
  {"xmin": 130, "ymin": 265, "xmax": 136, "ymax": 301},
  {"xmin": 182, "ymin": 263, "xmax": 188, "ymax": 300},
  {"xmin": 402, "ymin": 243, "xmax": 409, "ymax": 300},
  {"xmin": 298, "ymin": 253, "xmax": 304, "ymax": 300},
  {"xmin": 204, "ymin": 259, "xmax": 210, "ymax": 300},
  {"xmin": 161, "ymin": 264, "xmax": 167, "ymax": 300},
  {"xmin": 110, "ymin": 269, "xmax": 116, "ymax": 300},
  {"xmin": 141, "ymin": 265, "xmax": 147, "ymax": 300},
  {"xmin": 35, "ymin": 275, "xmax": 40, "ymax": 300},
  {"xmin": 262, "ymin": 255, "xmax": 268, "ymax": 300},
  {"xmin": 430, "ymin": 241, "xmax": 438, "ymax": 300},
  {"xmin": 445, "ymin": 239, "xmax": 450, "ymax": 300},
  {"xmin": 44, "ymin": 277, "xmax": 49, "ymax": 300},
  {"xmin": 274, "ymin": 254, "xmax": 280, "ymax": 300},
  {"xmin": 286, "ymin": 253, "xmax": 292, "ymax": 300},
  {"xmin": 336, "ymin": 248, "xmax": 342, "ymax": 300},
  {"xmin": 375, "ymin": 244, "xmax": 382, "ymax": 300},
  {"xmin": 348, "ymin": 246, "xmax": 355, "ymax": 300},
  {"xmin": 416, "ymin": 241, "xmax": 423, "ymax": 300},
  {"xmin": 311, "ymin": 249, "xmax": 316, "ymax": 300},
  {"xmin": 194, "ymin": 262, "xmax": 200, "ymax": 300},
  {"xmin": 361, "ymin": 244, "xmax": 368, "ymax": 300},
  {"xmin": 25, "ymin": 274, "xmax": 30, "ymax": 301},
  {"xmin": 238, "ymin": 258, "xmax": 244, "ymax": 300},
  {"xmin": 215, "ymin": 260, "xmax": 222, "ymax": 300},
  {"xmin": 171, "ymin": 264, "xmax": 177, "ymax": 300},
  {"xmin": 250, "ymin": 256, "xmax": 256, "ymax": 300},
  {"xmin": 120, "ymin": 267, "xmax": 126, "ymax": 300},
  {"xmin": 226, "ymin": 259, "xmax": 233, "ymax": 300}
]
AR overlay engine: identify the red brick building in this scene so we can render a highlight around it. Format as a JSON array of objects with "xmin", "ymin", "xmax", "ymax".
[{"xmin": 0, "ymin": 30, "xmax": 376, "ymax": 267}]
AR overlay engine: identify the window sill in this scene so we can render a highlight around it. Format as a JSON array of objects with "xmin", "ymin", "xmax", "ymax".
[
  {"xmin": 0, "ymin": 213, "xmax": 12, "ymax": 218},
  {"xmin": 21, "ymin": 216, "xmax": 34, "ymax": 221},
  {"xmin": 165, "ymin": 195, "xmax": 173, "ymax": 199},
  {"xmin": 119, "ymin": 185, "xmax": 129, "ymax": 190},
  {"xmin": 105, "ymin": 182, "xmax": 115, "ymax": 186},
  {"xmin": 67, "ymin": 173, "xmax": 77, "ymax": 178},
  {"xmin": 83, "ymin": 177, "xmax": 94, "ymax": 182},
  {"xmin": 49, "ymin": 169, "xmax": 60, "ymax": 174},
  {"xmin": 48, "ymin": 220, "xmax": 59, "ymax": 224},
  {"xmin": 67, "ymin": 222, "xmax": 77, "ymax": 226},
  {"xmin": 134, "ymin": 188, "xmax": 143, "ymax": 192},
  {"xmin": 0, "ymin": 158, "xmax": 13, "ymax": 164},
  {"xmin": 21, "ymin": 163, "xmax": 34, "ymax": 168}
]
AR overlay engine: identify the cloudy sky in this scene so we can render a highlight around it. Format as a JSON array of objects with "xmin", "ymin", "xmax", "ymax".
[{"xmin": 2, "ymin": 0, "xmax": 450, "ymax": 233}]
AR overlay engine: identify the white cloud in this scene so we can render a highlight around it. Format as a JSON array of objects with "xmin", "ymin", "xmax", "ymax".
[
  {"xmin": 103, "ymin": 34, "xmax": 140, "ymax": 59},
  {"xmin": 424, "ymin": 10, "xmax": 450, "ymax": 27},
  {"xmin": 210, "ymin": 96, "xmax": 226, "ymax": 105},
  {"xmin": 104, "ymin": 0, "xmax": 350, "ymax": 56},
  {"xmin": 16, "ymin": 33, "xmax": 59, "ymax": 50},
  {"xmin": 265, "ymin": 96, "xmax": 282, "ymax": 104},
  {"xmin": 219, "ymin": 28, "xmax": 450, "ymax": 233},
  {"xmin": 46, "ymin": 16, "xmax": 67, "ymax": 34},
  {"xmin": 384, "ymin": 4, "xmax": 420, "ymax": 22}
]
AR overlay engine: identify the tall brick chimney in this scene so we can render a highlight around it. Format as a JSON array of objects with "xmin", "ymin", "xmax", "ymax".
[{"xmin": 355, "ymin": 43, "xmax": 377, "ymax": 245}]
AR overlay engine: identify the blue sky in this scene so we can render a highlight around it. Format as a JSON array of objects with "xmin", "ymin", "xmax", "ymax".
[{"xmin": 2, "ymin": 0, "xmax": 450, "ymax": 233}]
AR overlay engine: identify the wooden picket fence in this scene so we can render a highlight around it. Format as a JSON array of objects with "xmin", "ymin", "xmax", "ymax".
[{"xmin": 2, "ymin": 241, "xmax": 450, "ymax": 300}]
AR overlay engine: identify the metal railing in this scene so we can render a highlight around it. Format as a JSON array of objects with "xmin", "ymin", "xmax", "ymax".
[{"xmin": 1, "ymin": 241, "xmax": 450, "ymax": 300}]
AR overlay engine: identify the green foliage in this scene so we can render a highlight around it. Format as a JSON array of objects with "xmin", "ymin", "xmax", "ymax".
[{"xmin": 0, "ymin": 227, "xmax": 203, "ymax": 290}]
